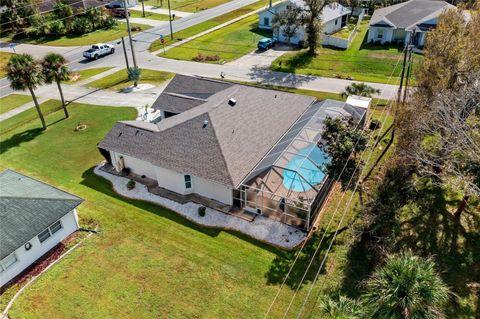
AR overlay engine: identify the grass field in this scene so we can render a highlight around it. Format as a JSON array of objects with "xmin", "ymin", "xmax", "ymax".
[
  {"xmin": 2, "ymin": 23, "xmax": 151, "ymax": 47},
  {"xmin": 0, "ymin": 94, "xmax": 32, "ymax": 115},
  {"xmin": 0, "ymin": 52, "xmax": 14, "ymax": 78},
  {"xmin": 0, "ymin": 102, "xmax": 312, "ymax": 319},
  {"xmin": 162, "ymin": 15, "xmax": 271, "ymax": 62},
  {"xmin": 0, "ymin": 99, "xmax": 63, "ymax": 134},
  {"xmin": 130, "ymin": 10, "xmax": 170, "ymax": 20},
  {"xmin": 149, "ymin": 0, "xmax": 268, "ymax": 52},
  {"xmin": 141, "ymin": 0, "xmax": 230, "ymax": 12},
  {"xmin": 67, "ymin": 67, "xmax": 114, "ymax": 83},
  {"xmin": 87, "ymin": 69, "xmax": 174, "ymax": 91},
  {"xmin": 271, "ymin": 19, "xmax": 422, "ymax": 84}
]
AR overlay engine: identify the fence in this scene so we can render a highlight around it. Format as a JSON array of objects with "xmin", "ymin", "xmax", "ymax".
[{"xmin": 322, "ymin": 10, "xmax": 365, "ymax": 49}]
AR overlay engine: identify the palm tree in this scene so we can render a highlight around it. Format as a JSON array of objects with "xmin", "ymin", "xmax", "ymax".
[
  {"xmin": 42, "ymin": 53, "xmax": 70, "ymax": 118},
  {"xmin": 341, "ymin": 83, "xmax": 381, "ymax": 98},
  {"xmin": 319, "ymin": 295, "xmax": 363, "ymax": 319},
  {"xmin": 6, "ymin": 54, "xmax": 46, "ymax": 130},
  {"xmin": 363, "ymin": 252, "xmax": 450, "ymax": 319}
]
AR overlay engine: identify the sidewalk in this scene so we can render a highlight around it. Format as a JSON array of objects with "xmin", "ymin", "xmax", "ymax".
[
  {"xmin": 0, "ymin": 96, "xmax": 49, "ymax": 122},
  {"xmin": 119, "ymin": 17, "xmax": 170, "ymax": 27}
]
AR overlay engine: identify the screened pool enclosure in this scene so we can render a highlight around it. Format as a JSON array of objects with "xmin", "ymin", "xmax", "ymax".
[{"xmin": 233, "ymin": 100, "xmax": 367, "ymax": 230}]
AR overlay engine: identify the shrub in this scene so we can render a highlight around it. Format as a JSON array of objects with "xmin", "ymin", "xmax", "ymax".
[
  {"xmin": 198, "ymin": 206, "xmax": 206, "ymax": 217},
  {"xmin": 131, "ymin": 26, "xmax": 142, "ymax": 32},
  {"xmin": 102, "ymin": 15, "xmax": 117, "ymax": 29},
  {"xmin": 192, "ymin": 53, "xmax": 205, "ymax": 62},
  {"xmin": 47, "ymin": 19, "xmax": 66, "ymax": 35},
  {"xmin": 122, "ymin": 167, "xmax": 131, "ymax": 176},
  {"xmin": 71, "ymin": 17, "xmax": 93, "ymax": 34},
  {"xmin": 204, "ymin": 54, "xmax": 220, "ymax": 61},
  {"xmin": 127, "ymin": 179, "xmax": 136, "ymax": 190}
]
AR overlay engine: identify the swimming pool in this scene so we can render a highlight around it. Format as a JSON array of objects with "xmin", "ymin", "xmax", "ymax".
[{"xmin": 282, "ymin": 145, "xmax": 330, "ymax": 192}]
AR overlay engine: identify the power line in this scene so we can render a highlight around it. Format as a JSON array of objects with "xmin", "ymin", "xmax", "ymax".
[{"xmin": 264, "ymin": 49, "xmax": 405, "ymax": 319}]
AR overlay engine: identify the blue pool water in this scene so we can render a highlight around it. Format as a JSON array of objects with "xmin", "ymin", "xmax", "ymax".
[{"xmin": 282, "ymin": 145, "xmax": 330, "ymax": 192}]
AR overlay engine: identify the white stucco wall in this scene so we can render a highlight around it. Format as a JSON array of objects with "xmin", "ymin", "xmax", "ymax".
[
  {"xmin": 111, "ymin": 152, "xmax": 157, "ymax": 178},
  {"xmin": 367, "ymin": 26, "xmax": 394, "ymax": 44},
  {"xmin": 0, "ymin": 210, "xmax": 79, "ymax": 287},
  {"xmin": 323, "ymin": 18, "xmax": 342, "ymax": 34}
]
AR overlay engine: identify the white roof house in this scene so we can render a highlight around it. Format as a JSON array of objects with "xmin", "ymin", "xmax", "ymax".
[
  {"xmin": 0, "ymin": 170, "xmax": 82, "ymax": 287},
  {"xmin": 367, "ymin": 0, "xmax": 455, "ymax": 47},
  {"xmin": 258, "ymin": 1, "xmax": 351, "ymax": 45}
]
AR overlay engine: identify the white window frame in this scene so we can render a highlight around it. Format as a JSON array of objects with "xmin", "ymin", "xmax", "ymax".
[
  {"xmin": 0, "ymin": 253, "xmax": 18, "ymax": 272},
  {"xmin": 38, "ymin": 220, "xmax": 63, "ymax": 244}
]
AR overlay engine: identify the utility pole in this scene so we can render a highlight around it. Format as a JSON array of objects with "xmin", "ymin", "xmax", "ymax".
[
  {"xmin": 123, "ymin": 0, "xmax": 138, "ymax": 69},
  {"xmin": 141, "ymin": 0, "xmax": 145, "ymax": 17},
  {"xmin": 167, "ymin": 0, "xmax": 173, "ymax": 40},
  {"xmin": 121, "ymin": 37, "xmax": 130, "ymax": 70}
]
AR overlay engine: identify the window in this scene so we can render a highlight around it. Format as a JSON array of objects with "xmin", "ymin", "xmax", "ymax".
[
  {"xmin": 184, "ymin": 175, "xmax": 192, "ymax": 189},
  {"xmin": 0, "ymin": 254, "xmax": 18, "ymax": 272},
  {"xmin": 335, "ymin": 19, "xmax": 338, "ymax": 25},
  {"xmin": 37, "ymin": 220, "xmax": 63, "ymax": 243},
  {"xmin": 377, "ymin": 29, "xmax": 384, "ymax": 39},
  {"xmin": 38, "ymin": 228, "xmax": 51, "ymax": 243},
  {"xmin": 264, "ymin": 17, "xmax": 270, "ymax": 26}
]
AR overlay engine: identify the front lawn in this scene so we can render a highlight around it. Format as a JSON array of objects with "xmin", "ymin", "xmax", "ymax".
[
  {"xmin": 87, "ymin": 69, "xmax": 174, "ymax": 91},
  {"xmin": 0, "ymin": 99, "xmax": 63, "ymax": 134},
  {"xmin": 0, "ymin": 52, "xmax": 14, "ymax": 78},
  {"xmin": 149, "ymin": 0, "xmax": 268, "ymax": 52},
  {"xmin": 271, "ymin": 19, "xmax": 422, "ymax": 84},
  {"xmin": 0, "ymin": 102, "xmax": 310, "ymax": 318},
  {"xmin": 67, "ymin": 67, "xmax": 115, "ymax": 83},
  {"xmin": 0, "ymin": 94, "xmax": 32, "ymax": 115},
  {"xmin": 2, "ymin": 23, "xmax": 152, "ymax": 47},
  {"xmin": 161, "ymin": 15, "xmax": 271, "ymax": 63},
  {"xmin": 130, "ymin": 10, "xmax": 170, "ymax": 20}
]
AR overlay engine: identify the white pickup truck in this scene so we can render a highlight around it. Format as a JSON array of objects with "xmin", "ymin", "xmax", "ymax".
[{"xmin": 83, "ymin": 43, "xmax": 115, "ymax": 60}]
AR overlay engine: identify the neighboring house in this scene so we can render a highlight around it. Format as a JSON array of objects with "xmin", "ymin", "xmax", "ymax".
[
  {"xmin": 38, "ymin": 0, "xmax": 105, "ymax": 12},
  {"xmin": 367, "ymin": 0, "xmax": 454, "ymax": 47},
  {"xmin": 258, "ymin": 1, "xmax": 351, "ymax": 45},
  {"xmin": 98, "ymin": 75, "xmax": 370, "ymax": 230},
  {"xmin": 0, "ymin": 170, "xmax": 83, "ymax": 287}
]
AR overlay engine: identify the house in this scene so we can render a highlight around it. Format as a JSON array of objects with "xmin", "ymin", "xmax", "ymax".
[
  {"xmin": 98, "ymin": 75, "xmax": 370, "ymax": 230},
  {"xmin": 367, "ymin": 0, "xmax": 454, "ymax": 47},
  {"xmin": 258, "ymin": 1, "xmax": 351, "ymax": 45},
  {"xmin": 0, "ymin": 170, "xmax": 83, "ymax": 287}
]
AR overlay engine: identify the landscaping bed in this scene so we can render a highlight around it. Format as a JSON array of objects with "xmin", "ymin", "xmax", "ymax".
[
  {"xmin": 0, "ymin": 52, "xmax": 13, "ymax": 78},
  {"xmin": 67, "ymin": 67, "xmax": 115, "ymax": 83}
]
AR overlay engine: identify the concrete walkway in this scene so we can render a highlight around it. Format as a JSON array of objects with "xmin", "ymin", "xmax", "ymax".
[
  {"xmin": 131, "ymin": 4, "xmax": 192, "ymax": 17},
  {"xmin": 0, "ymin": 96, "xmax": 49, "ymax": 122}
]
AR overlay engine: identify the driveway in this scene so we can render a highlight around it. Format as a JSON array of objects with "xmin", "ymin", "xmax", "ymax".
[{"xmin": 226, "ymin": 44, "xmax": 295, "ymax": 69}]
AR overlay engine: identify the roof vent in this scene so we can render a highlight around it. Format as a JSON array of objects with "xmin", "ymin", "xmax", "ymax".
[
  {"xmin": 202, "ymin": 120, "xmax": 209, "ymax": 128},
  {"xmin": 228, "ymin": 98, "xmax": 237, "ymax": 106}
]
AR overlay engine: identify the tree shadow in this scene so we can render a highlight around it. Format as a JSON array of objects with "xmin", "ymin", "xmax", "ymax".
[
  {"xmin": 270, "ymin": 50, "xmax": 315, "ymax": 73},
  {"xmin": 79, "ymin": 166, "xmax": 282, "ymax": 254},
  {"xmin": 265, "ymin": 229, "xmax": 345, "ymax": 290},
  {"xmin": 0, "ymin": 128, "xmax": 43, "ymax": 155}
]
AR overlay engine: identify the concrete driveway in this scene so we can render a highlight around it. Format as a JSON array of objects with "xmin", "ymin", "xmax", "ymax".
[{"xmin": 226, "ymin": 44, "xmax": 295, "ymax": 69}]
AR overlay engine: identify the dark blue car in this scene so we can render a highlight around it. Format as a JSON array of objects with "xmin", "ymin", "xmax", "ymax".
[{"xmin": 258, "ymin": 38, "xmax": 274, "ymax": 51}]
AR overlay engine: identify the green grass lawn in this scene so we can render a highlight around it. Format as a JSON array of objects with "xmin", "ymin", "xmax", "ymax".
[
  {"xmin": 162, "ymin": 15, "xmax": 271, "ymax": 62},
  {"xmin": 0, "ymin": 52, "xmax": 14, "ymax": 78},
  {"xmin": 142, "ymin": 0, "xmax": 231, "ymax": 12},
  {"xmin": 130, "ymin": 10, "xmax": 170, "ymax": 20},
  {"xmin": 149, "ymin": 0, "xmax": 268, "ymax": 52},
  {"xmin": 271, "ymin": 19, "xmax": 422, "ymax": 84},
  {"xmin": 0, "ymin": 94, "xmax": 32, "ymax": 115},
  {"xmin": 2, "ymin": 23, "xmax": 152, "ymax": 46},
  {"xmin": 87, "ymin": 69, "xmax": 174, "ymax": 91},
  {"xmin": 0, "ymin": 99, "xmax": 63, "ymax": 134},
  {"xmin": 0, "ymin": 102, "xmax": 312, "ymax": 318},
  {"xmin": 67, "ymin": 67, "xmax": 115, "ymax": 83}
]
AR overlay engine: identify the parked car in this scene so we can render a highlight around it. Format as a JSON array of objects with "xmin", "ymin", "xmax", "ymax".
[
  {"xmin": 83, "ymin": 43, "xmax": 115, "ymax": 60},
  {"xmin": 257, "ymin": 38, "xmax": 274, "ymax": 51},
  {"xmin": 107, "ymin": 7, "xmax": 130, "ymax": 18}
]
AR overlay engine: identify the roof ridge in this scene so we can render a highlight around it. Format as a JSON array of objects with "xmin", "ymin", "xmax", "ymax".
[
  {"xmin": 0, "ymin": 195, "xmax": 83, "ymax": 202},
  {"xmin": 0, "ymin": 169, "xmax": 84, "ymax": 201},
  {"xmin": 165, "ymin": 92, "xmax": 209, "ymax": 102}
]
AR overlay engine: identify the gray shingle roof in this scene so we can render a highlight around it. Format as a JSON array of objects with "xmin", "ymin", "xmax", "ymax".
[
  {"xmin": 152, "ymin": 75, "xmax": 233, "ymax": 114},
  {"xmin": 0, "ymin": 170, "xmax": 83, "ymax": 260},
  {"xmin": 99, "ymin": 77, "xmax": 316, "ymax": 188},
  {"xmin": 370, "ymin": 0, "xmax": 453, "ymax": 29}
]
